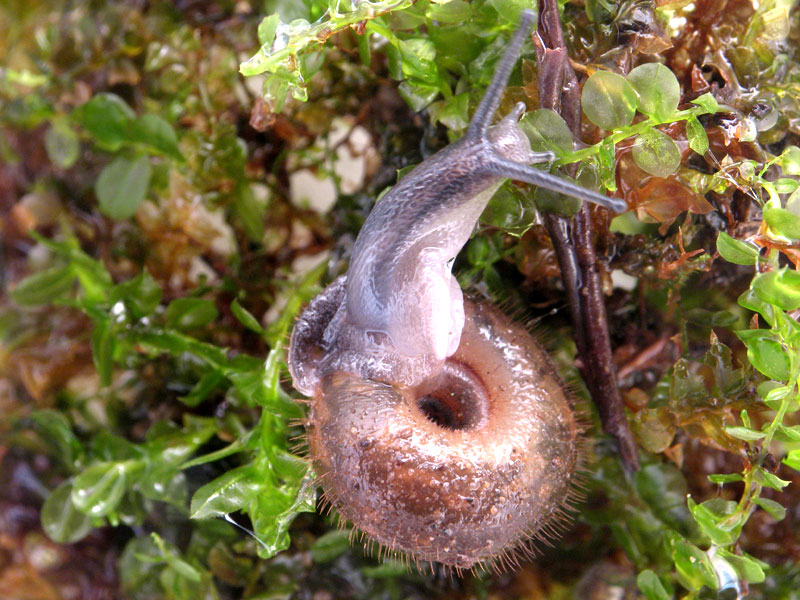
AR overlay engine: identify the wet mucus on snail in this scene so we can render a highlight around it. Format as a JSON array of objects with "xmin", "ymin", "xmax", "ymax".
[{"xmin": 288, "ymin": 10, "xmax": 625, "ymax": 571}]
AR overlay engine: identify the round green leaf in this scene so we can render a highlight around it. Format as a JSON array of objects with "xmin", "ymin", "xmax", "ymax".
[
  {"xmin": 777, "ymin": 145, "xmax": 800, "ymax": 176},
  {"xmin": 95, "ymin": 155, "xmax": 152, "ymax": 220},
  {"xmin": 73, "ymin": 93, "xmax": 136, "ymax": 151},
  {"xmin": 764, "ymin": 206, "xmax": 800, "ymax": 240},
  {"xmin": 428, "ymin": 0, "xmax": 473, "ymax": 22},
  {"xmin": 632, "ymin": 128, "xmax": 681, "ymax": 177},
  {"xmin": 71, "ymin": 461, "xmax": 130, "ymax": 517},
  {"xmin": 487, "ymin": 0, "xmax": 531, "ymax": 23},
  {"xmin": 45, "ymin": 120, "xmax": 80, "ymax": 168},
  {"xmin": 41, "ymin": 481, "xmax": 93, "ymax": 543},
  {"xmin": 519, "ymin": 109, "xmax": 574, "ymax": 155},
  {"xmin": 131, "ymin": 114, "xmax": 180, "ymax": 159},
  {"xmin": 582, "ymin": 70, "xmax": 638, "ymax": 130},
  {"xmin": 752, "ymin": 269, "xmax": 800, "ymax": 311},
  {"xmin": 774, "ymin": 178, "xmax": 799, "ymax": 194},
  {"xmin": 716, "ymin": 232, "xmax": 759, "ymax": 265},
  {"xmin": 627, "ymin": 63, "xmax": 680, "ymax": 120},
  {"xmin": 737, "ymin": 329, "xmax": 791, "ymax": 381}
]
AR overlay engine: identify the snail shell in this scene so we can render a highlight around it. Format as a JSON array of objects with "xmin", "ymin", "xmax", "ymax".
[{"xmin": 305, "ymin": 299, "xmax": 579, "ymax": 569}]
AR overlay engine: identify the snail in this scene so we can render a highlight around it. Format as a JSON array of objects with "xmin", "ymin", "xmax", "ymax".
[{"xmin": 288, "ymin": 10, "xmax": 624, "ymax": 570}]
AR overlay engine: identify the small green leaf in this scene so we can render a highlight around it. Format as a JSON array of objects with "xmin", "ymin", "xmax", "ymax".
[
  {"xmin": 736, "ymin": 329, "xmax": 791, "ymax": 380},
  {"xmin": 775, "ymin": 178, "xmax": 799, "ymax": 194},
  {"xmin": 764, "ymin": 206, "xmax": 800, "ymax": 240},
  {"xmin": 774, "ymin": 423, "xmax": 800, "ymax": 442},
  {"xmin": 519, "ymin": 109, "xmax": 574, "ymax": 155},
  {"xmin": 636, "ymin": 569, "xmax": 670, "ymax": 600},
  {"xmin": 686, "ymin": 115, "xmax": 709, "ymax": 155},
  {"xmin": 428, "ymin": 92, "xmax": 470, "ymax": 131},
  {"xmin": 776, "ymin": 145, "xmax": 800, "ymax": 176},
  {"xmin": 751, "ymin": 269, "xmax": 800, "ymax": 311},
  {"xmin": 91, "ymin": 317, "xmax": 115, "ymax": 386},
  {"xmin": 231, "ymin": 299, "xmax": 265, "ymax": 335},
  {"xmin": 130, "ymin": 114, "xmax": 181, "ymax": 159},
  {"xmin": 45, "ymin": 119, "xmax": 80, "ymax": 168},
  {"xmin": 716, "ymin": 232, "xmax": 759, "ymax": 265},
  {"xmin": 30, "ymin": 410, "xmax": 84, "ymax": 470},
  {"xmin": 708, "ymin": 473, "xmax": 744, "ymax": 484},
  {"xmin": 667, "ymin": 531, "xmax": 718, "ymax": 591},
  {"xmin": 165, "ymin": 298, "xmax": 219, "ymax": 330},
  {"xmin": 233, "ymin": 183, "xmax": 265, "ymax": 242},
  {"xmin": 428, "ymin": 0, "xmax": 474, "ymax": 22},
  {"xmin": 627, "ymin": 63, "xmax": 680, "ymax": 120},
  {"xmin": 310, "ymin": 529, "xmax": 352, "ymax": 563},
  {"xmin": 752, "ymin": 496, "xmax": 786, "ymax": 521},
  {"xmin": 250, "ymin": 468, "xmax": 316, "ymax": 558},
  {"xmin": 257, "ymin": 13, "xmax": 280, "ymax": 47},
  {"xmin": 634, "ymin": 464, "xmax": 693, "ymax": 534},
  {"xmin": 688, "ymin": 497, "xmax": 738, "ymax": 545},
  {"xmin": 112, "ymin": 270, "xmax": 162, "ymax": 319},
  {"xmin": 95, "ymin": 155, "xmax": 152, "ymax": 220},
  {"xmin": 582, "ymin": 70, "xmax": 638, "ymax": 130},
  {"xmin": 598, "ymin": 137, "xmax": 617, "ymax": 189},
  {"xmin": 754, "ymin": 467, "xmax": 790, "ymax": 491},
  {"xmin": 71, "ymin": 461, "xmax": 133, "ymax": 517},
  {"xmin": 716, "ymin": 548, "xmax": 766, "ymax": 584},
  {"xmin": 10, "ymin": 265, "xmax": 75, "ymax": 306},
  {"xmin": 180, "ymin": 370, "xmax": 225, "ymax": 407},
  {"xmin": 691, "ymin": 93, "xmax": 719, "ymax": 113},
  {"xmin": 73, "ymin": 93, "xmax": 136, "ymax": 151},
  {"xmin": 41, "ymin": 481, "xmax": 93, "ymax": 543},
  {"xmin": 397, "ymin": 80, "xmax": 440, "ymax": 112},
  {"xmin": 632, "ymin": 128, "xmax": 681, "ymax": 177},
  {"xmin": 784, "ymin": 448, "xmax": 800, "ymax": 471},
  {"xmin": 487, "ymin": 0, "xmax": 530, "ymax": 23},
  {"xmin": 738, "ymin": 288, "xmax": 777, "ymax": 327},
  {"xmin": 724, "ymin": 426, "xmax": 766, "ymax": 442},
  {"xmin": 190, "ymin": 464, "xmax": 260, "ymax": 519}
]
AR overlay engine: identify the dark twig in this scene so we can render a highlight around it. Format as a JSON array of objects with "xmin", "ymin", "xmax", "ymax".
[{"xmin": 534, "ymin": 0, "xmax": 639, "ymax": 470}]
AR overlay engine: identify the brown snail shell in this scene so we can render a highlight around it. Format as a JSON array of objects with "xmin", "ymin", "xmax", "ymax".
[{"xmin": 304, "ymin": 300, "xmax": 579, "ymax": 569}]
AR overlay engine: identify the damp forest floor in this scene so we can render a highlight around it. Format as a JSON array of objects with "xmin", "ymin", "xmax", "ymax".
[{"xmin": 2, "ymin": 1, "xmax": 800, "ymax": 599}]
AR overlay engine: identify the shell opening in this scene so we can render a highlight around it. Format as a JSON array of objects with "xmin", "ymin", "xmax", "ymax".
[{"xmin": 413, "ymin": 361, "xmax": 489, "ymax": 431}]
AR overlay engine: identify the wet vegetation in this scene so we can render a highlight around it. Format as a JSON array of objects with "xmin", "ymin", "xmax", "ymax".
[{"xmin": 1, "ymin": 0, "xmax": 799, "ymax": 598}]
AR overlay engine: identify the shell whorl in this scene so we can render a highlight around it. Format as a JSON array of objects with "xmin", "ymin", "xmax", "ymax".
[{"xmin": 304, "ymin": 300, "xmax": 580, "ymax": 569}]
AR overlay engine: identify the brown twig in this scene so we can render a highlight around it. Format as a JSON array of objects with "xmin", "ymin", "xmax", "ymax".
[{"xmin": 535, "ymin": 0, "xmax": 639, "ymax": 470}]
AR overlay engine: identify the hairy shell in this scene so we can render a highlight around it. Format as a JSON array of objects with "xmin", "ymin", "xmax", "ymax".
[{"xmin": 305, "ymin": 300, "xmax": 579, "ymax": 569}]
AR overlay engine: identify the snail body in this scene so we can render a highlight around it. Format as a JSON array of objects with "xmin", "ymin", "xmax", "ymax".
[{"xmin": 289, "ymin": 11, "xmax": 621, "ymax": 569}]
